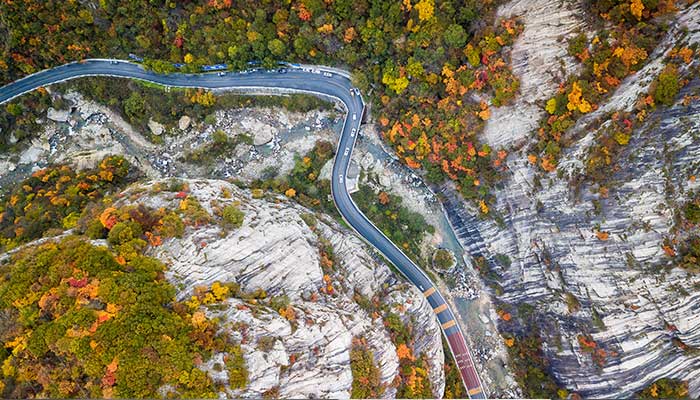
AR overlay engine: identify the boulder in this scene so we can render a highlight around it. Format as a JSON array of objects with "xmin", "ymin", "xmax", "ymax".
[
  {"xmin": 46, "ymin": 107, "xmax": 71, "ymax": 123},
  {"xmin": 252, "ymin": 127, "xmax": 274, "ymax": 146},
  {"xmin": 178, "ymin": 115, "xmax": 192, "ymax": 131},
  {"xmin": 148, "ymin": 119, "xmax": 165, "ymax": 136}
]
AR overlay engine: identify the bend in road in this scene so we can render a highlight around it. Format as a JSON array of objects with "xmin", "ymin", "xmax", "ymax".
[{"xmin": 0, "ymin": 60, "xmax": 486, "ymax": 399}]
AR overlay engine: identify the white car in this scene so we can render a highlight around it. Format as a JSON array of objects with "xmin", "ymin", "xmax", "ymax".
[
  {"xmin": 351, "ymin": 128, "xmax": 356, "ymax": 137},
  {"xmin": 323, "ymin": 72, "xmax": 333, "ymax": 77},
  {"xmin": 352, "ymin": 113, "xmax": 357, "ymax": 121},
  {"xmin": 218, "ymin": 72, "xmax": 226, "ymax": 76},
  {"xmin": 339, "ymin": 174, "xmax": 344, "ymax": 183},
  {"xmin": 344, "ymin": 148, "xmax": 350, "ymax": 156}
]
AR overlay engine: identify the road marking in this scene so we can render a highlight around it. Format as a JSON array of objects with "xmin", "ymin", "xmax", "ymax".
[
  {"xmin": 423, "ymin": 287, "xmax": 436, "ymax": 297},
  {"xmin": 441, "ymin": 320, "xmax": 456, "ymax": 329},
  {"xmin": 469, "ymin": 387, "xmax": 482, "ymax": 396},
  {"xmin": 433, "ymin": 304, "xmax": 448, "ymax": 314}
]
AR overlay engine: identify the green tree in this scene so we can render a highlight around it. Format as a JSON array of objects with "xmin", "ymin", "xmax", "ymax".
[
  {"xmin": 267, "ymin": 39, "xmax": 286, "ymax": 57},
  {"xmin": 653, "ymin": 64, "xmax": 681, "ymax": 106},
  {"xmin": 123, "ymin": 91, "xmax": 146, "ymax": 122},
  {"xmin": 444, "ymin": 24, "xmax": 468, "ymax": 49}
]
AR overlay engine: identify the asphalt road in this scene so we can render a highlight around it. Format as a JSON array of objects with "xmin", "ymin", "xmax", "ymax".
[{"xmin": 0, "ymin": 60, "xmax": 486, "ymax": 399}]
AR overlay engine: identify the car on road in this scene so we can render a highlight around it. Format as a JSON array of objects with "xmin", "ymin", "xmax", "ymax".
[
  {"xmin": 217, "ymin": 72, "xmax": 226, "ymax": 76},
  {"xmin": 110, "ymin": 60, "xmax": 118, "ymax": 64},
  {"xmin": 350, "ymin": 128, "xmax": 356, "ymax": 137},
  {"xmin": 323, "ymin": 72, "xmax": 332, "ymax": 77},
  {"xmin": 278, "ymin": 68, "xmax": 287, "ymax": 74},
  {"xmin": 352, "ymin": 113, "xmax": 357, "ymax": 121},
  {"xmin": 339, "ymin": 174, "xmax": 344, "ymax": 183},
  {"xmin": 343, "ymin": 148, "xmax": 349, "ymax": 156}
]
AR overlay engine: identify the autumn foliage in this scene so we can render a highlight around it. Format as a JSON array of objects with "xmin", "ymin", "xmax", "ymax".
[
  {"xmin": 0, "ymin": 156, "xmax": 132, "ymax": 251},
  {"xmin": 532, "ymin": 1, "xmax": 675, "ymax": 172}
]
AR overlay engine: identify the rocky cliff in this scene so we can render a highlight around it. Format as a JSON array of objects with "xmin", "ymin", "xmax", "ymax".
[
  {"xmin": 114, "ymin": 179, "xmax": 446, "ymax": 398},
  {"xmin": 442, "ymin": 0, "xmax": 700, "ymax": 397}
]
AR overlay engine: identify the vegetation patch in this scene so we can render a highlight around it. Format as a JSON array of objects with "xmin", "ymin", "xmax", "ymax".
[
  {"xmin": 349, "ymin": 338, "xmax": 383, "ymax": 399},
  {"xmin": 0, "ymin": 236, "xmax": 242, "ymax": 398},
  {"xmin": 0, "ymin": 156, "xmax": 133, "ymax": 252},
  {"xmin": 531, "ymin": 1, "xmax": 678, "ymax": 172},
  {"xmin": 352, "ymin": 185, "xmax": 434, "ymax": 263},
  {"xmin": 636, "ymin": 378, "xmax": 689, "ymax": 399}
]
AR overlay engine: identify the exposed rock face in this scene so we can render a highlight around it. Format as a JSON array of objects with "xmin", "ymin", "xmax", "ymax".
[
  {"xmin": 442, "ymin": 1, "xmax": 700, "ymax": 398},
  {"xmin": 117, "ymin": 179, "xmax": 446, "ymax": 399}
]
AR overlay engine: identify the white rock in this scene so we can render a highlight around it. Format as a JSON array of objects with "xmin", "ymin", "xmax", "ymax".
[
  {"xmin": 113, "ymin": 179, "xmax": 447, "ymax": 399},
  {"xmin": 46, "ymin": 107, "xmax": 71, "ymax": 123},
  {"xmin": 148, "ymin": 119, "xmax": 165, "ymax": 136},
  {"xmin": 179, "ymin": 115, "xmax": 192, "ymax": 131}
]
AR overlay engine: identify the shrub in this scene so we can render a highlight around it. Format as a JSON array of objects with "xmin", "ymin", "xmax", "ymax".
[
  {"xmin": 433, "ymin": 249, "xmax": 455, "ymax": 269},
  {"xmin": 107, "ymin": 221, "xmax": 143, "ymax": 246},
  {"xmin": 222, "ymin": 204, "xmax": 245, "ymax": 228},
  {"xmin": 652, "ymin": 64, "xmax": 681, "ymax": 106}
]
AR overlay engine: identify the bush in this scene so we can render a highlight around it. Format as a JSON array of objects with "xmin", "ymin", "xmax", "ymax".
[
  {"xmin": 652, "ymin": 64, "xmax": 681, "ymax": 106},
  {"xmin": 684, "ymin": 200, "xmax": 700, "ymax": 224},
  {"xmin": 107, "ymin": 221, "xmax": 143, "ymax": 246},
  {"xmin": 433, "ymin": 249, "xmax": 455, "ymax": 270},
  {"xmin": 222, "ymin": 204, "xmax": 245, "ymax": 228}
]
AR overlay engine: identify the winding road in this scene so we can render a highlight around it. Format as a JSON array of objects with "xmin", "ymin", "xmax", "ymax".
[{"xmin": 0, "ymin": 60, "xmax": 486, "ymax": 399}]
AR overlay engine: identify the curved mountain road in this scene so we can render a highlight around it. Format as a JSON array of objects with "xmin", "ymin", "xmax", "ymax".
[{"xmin": 0, "ymin": 60, "xmax": 486, "ymax": 399}]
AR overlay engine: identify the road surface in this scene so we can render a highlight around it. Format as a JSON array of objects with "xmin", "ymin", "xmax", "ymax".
[{"xmin": 0, "ymin": 60, "xmax": 486, "ymax": 399}]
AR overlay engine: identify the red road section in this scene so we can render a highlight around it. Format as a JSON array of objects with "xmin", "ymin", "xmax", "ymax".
[{"xmin": 446, "ymin": 330, "xmax": 486, "ymax": 399}]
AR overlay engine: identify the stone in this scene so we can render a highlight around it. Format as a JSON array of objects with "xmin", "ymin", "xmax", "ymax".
[
  {"xmin": 178, "ymin": 115, "xmax": 192, "ymax": 131},
  {"xmin": 46, "ymin": 107, "xmax": 71, "ymax": 123},
  {"xmin": 148, "ymin": 119, "xmax": 165, "ymax": 136}
]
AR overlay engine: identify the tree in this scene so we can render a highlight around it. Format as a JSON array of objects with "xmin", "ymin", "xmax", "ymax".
[
  {"xmin": 444, "ymin": 24, "xmax": 467, "ymax": 49},
  {"xmin": 652, "ymin": 64, "xmax": 680, "ymax": 106},
  {"xmin": 267, "ymin": 39, "xmax": 286, "ymax": 57},
  {"xmin": 123, "ymin": 91, "xmax": 146, "ymax": 122}
]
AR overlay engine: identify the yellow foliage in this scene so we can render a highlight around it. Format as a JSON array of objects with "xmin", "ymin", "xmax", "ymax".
[
  {"xmin": 545, "ymin": 98, "xmax": 557, "ymax": 114},
  {"xmin": 343, "ymin": 27, "xmax": 356, "ymax": 43},
  {"xmin": 317, "ymin": 24, "xmax": 333, "ymax": 34},
  {"xmin": 279, "ymin": 305, "xmax": 296, "ymax": 321},
  {"xmin": 504, "ymin": 337, "xmax": 515, "ymax": 347},
  {"xmin": 596, "ymin": 231, "xmax": 610, "ymax": 241},
  {"xmin": 479, "ymin": 200, "xmax": 489, "ymax": 214},
  {"xmin": 2, "ymin": 356, "xmax": 15, "ymax": 377},
  {"xmin": 191, "ymin": 311, "xmax": 207, "ymax": 327},
  {"xmin": 285, "ymin": 188, "xmax": 296, "ymax": 198},
  {"xmin": 396, "ymin": 343, "xmax": 414, "ymax": 360},
  {"xmin": 630, "ymin": 0, "xmax": 644, "ymax": 19},
  {"xmin": 184, "ymin": 53, "xmax": 194, "ymax": 64},
  {"xmin": 211, "ymin": 281, "xmax": 229, "ymax": 301},
  {"xmin": 414, "ymin": 0, "xmax": 434, "ymax": 21},
  {"xmin": 567, "ymin": 81, "xmax": 592, "ymax": 113},
  {"xmin": 478, "ymin": 104, "xmax": 491, "ymax": 121},
  {"xmin": 677, "ymin": 47, "xmax": 694, "ymax": 64}
]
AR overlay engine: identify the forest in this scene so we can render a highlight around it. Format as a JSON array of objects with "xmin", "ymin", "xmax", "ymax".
[{"xmin": 0, "ymin": 0, "xmax": 517, "ymax": 211}]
